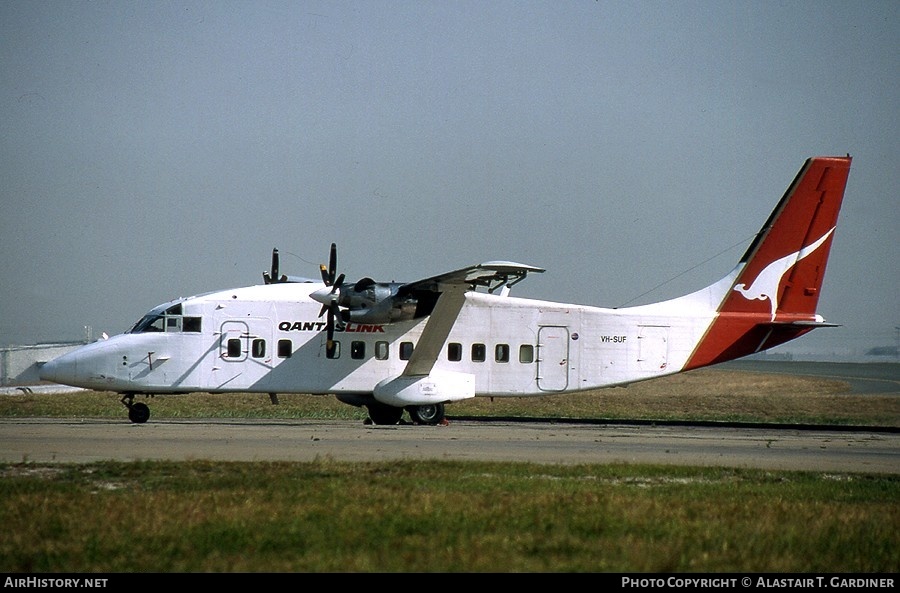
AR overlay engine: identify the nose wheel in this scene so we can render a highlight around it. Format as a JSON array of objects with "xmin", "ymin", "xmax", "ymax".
[{"xmin": 121, "ymin": 394, "xmax": 151, "ymax": 424}]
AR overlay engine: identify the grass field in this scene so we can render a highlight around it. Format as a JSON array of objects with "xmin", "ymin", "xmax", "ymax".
[
  {"xmin": 1, "ymin": 368, "xmax": 898, "ymax": 573},
  {"xmin": 1, "ymin": 460, "xmax": 897, "ymax": 572},
  {"xmin": 3, "ymin": 368, "xmax": 898, "ymax": 426}
]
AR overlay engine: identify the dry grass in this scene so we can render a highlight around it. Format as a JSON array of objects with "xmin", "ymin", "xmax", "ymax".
[
  {"xmin": 2, "ymin": 369, "xmax": 898, "ymax": 426},
  {"xmin": 453, "ymin": 368, "xmax": 900, "ymax": 426}
]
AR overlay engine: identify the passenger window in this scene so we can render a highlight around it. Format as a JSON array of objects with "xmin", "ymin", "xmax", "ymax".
[
  {"xmin": 400, "ymin": 342, "xmax": 414, "ymax": 360},
  {"xmin": 227, "ymin": 338, "xmax": 242, "ymax": 358},
  {"xmin": 351, "ymin": 341, "xmax": 365, "ymax": 359},
  {"xmin": 375, "ymin": 341, "xmax": 389, "ymax": 360},
  {"xmin": 447, "ymin": 343, "xmax": 462, "ymax": 362},
  {"xmin": 472, "ymin": 343, "xmax": 486, "ymax": 362},
  {"xmin": 252, "ymin": 339, "xmax": 266, "ymax": 358},
  {"xmin": 519, "ymin": 344, "xmax": 534, "ymax": 363},
  {"xmin": 278, "ymin": 339, "xmax": 292, "ymax": 358},
  {"xmin": 326, "ymin": 341, "xmax": 341, "ymax": 359},
  {"xmin": 495, "ymin": 344, "xmax": 510, "ymax": 363}
]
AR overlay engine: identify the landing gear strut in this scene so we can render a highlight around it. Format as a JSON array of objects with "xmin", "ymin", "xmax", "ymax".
[{"xmin": 121, "ymin": 394, "xmax": 150, "ymax": 424}]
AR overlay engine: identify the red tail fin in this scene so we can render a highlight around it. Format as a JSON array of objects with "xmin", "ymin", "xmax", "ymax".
[
  {"xmin": 687, "ymin": 156, "xmax": 852, "ymax": 368},
  {"xmin": 721, "ymin": 156, "xmax": 852, "ymax": 319}
]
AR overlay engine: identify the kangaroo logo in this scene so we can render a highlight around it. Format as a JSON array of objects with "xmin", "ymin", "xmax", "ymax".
[{"xmin": 733, "ymin": 228, "xmax": 835, "ymax": 320}]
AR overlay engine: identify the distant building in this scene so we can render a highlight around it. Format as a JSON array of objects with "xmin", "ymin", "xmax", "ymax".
[
  {"xmin": 0, "ymin": 342, "xmax": 87, "ymax": 386},
  {"xmin": 865, "ymin": 346, "xmax": 899, "ymax": 358}
]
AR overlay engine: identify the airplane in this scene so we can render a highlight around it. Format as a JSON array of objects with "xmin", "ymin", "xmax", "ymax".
[{"xmin": 40, "ymin": 156, "xmax": 853, "ymax": 426}]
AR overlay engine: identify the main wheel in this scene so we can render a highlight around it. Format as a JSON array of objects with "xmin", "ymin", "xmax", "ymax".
[
  {"xmin": 407, "ymin": 403, "xmax": 446, "ymax": 425},
  {"xmin": 366, "ymin": 403, "xmax": 403, "ymax": 425},
  {"xmin": 128, "ymin": 402, "xmax": 150, "ymax": 424}
]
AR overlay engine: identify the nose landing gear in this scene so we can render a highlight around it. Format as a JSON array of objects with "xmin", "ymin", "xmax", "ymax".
[{"xmin": 121, "ymin": 394, "xmax": 150, "ymax": 424}]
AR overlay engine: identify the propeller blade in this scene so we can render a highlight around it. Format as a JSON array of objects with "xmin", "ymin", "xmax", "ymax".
[
  {"xmin": 329, "ymin": 242, "xmax": 337, "ymax": 282},
  {"xmin": 320, "ymin": 243, "xmax": 338, "ymax": 285},
  {"xmin": 326, "ymin": 307, "xmax": 336, "ymax": 353},
  {"xmin": 271, "ymin": 248, "xmax": 280, "ymax": 283},
  {"xmin": 264, "ymin": 248, "xmax": 280, "ymax": 284},
  {"xmin": 331, "ymin": 301, "xmax": 345, "ymax": 331}
]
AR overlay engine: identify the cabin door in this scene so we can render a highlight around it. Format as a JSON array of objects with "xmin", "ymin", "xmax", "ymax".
[
  {"xmin": 213, "ymin": 319, "xmax": 273, "ymax": 390},
  {"xmin": 637, "ymin": 325, "xmax": 669, "ymax": 372},
  {"xmin": 537, "ymin": 325, "xmax": 569, "ymax": 392}
]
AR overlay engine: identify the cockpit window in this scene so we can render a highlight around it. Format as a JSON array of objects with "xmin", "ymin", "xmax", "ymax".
[
  {"xmin": 129, "ymin": 302, "xmax": 201, "ymax": 334},
  {"xmin": 130, "ymin": 315, "xmax": 165, "ymax": 333}
]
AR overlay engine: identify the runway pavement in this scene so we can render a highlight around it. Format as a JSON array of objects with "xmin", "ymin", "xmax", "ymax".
[
  {"xmin": 1, "ymin": 417, "xmax": 897, "ymax": 474},
  {"xmin": 3, "ymin": 361, "xmax": 897, "ymax": 473}
]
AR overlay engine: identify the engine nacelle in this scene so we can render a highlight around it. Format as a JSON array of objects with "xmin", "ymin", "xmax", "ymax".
[
  {"xmin": 342, "ymin": 295, "xmax": 419, "ymax": 324},
  {"xmin": 338, "ymin": 279, "xmax": 440, "ymax": 325},
  {"xmin": 373, "ymin": 371, "xmax": 475, "ymax": 407}
]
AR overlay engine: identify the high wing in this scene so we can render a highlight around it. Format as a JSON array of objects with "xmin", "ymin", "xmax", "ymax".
[
  {"xmin": 399, "ymin": 261, "xmax": 545, "ymax": 296},
  {"xmin": 400, "ymin": 262, "xmax": 544, "ymax": 376}
]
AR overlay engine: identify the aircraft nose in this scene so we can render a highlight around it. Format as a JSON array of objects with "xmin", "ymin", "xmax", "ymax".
[{"xmin": 39, "ymin": 351, "xmax": 78, "ymax": 385}]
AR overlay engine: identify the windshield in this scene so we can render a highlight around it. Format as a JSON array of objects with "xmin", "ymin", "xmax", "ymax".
[
  {"xmin": 129, "ymin": 314, "xmax": 165, "ymax": 333},
  {"xmin": 128, "ymin": 301, "xmax": 201, "ymax": 334}
]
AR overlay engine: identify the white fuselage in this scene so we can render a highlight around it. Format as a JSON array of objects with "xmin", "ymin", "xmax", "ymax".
[{"xmin": 46, "ymin": 279, "xmax": 723, "ymax": 399}]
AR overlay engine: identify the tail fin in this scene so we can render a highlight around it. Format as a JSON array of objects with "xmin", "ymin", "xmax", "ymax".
[
  {"xmin": 722, "ymin": 156, "xmax": 852, "ymax": 319},
  {"xmin": 687, "ymin": 156, "xmax": 852, "ymax": 367}
]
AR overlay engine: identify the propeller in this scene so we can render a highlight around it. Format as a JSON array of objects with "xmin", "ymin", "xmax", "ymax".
[
  {"xmin": 263, "ymin": 248, "xmax": 287, "ymax": 284},
  {"xmin": 310, "ymin": 243, "xmax": 346, "ymax": 350},
  {"xmin": 323, "ymin": 274, "xmax": 345, "ymax": 348}
]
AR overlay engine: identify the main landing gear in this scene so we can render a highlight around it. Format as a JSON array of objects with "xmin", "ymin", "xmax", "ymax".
[
  {"xmin": 121, "ymin": 393, "xmax": 150, "ymax": 424},
  {"xmin": 364, "ymin": 402, "xmax": 448, "ymax": 426},
  {"xmin": 407, "ymin": 403, "xmax": 447, "ymax": 425}
]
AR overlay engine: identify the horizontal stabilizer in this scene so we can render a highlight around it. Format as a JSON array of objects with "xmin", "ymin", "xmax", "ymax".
[{"xmin": 766, "ymin": 320, "xmax": 841, "ymax": 328}]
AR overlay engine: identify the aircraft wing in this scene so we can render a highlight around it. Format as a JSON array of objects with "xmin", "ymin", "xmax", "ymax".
[
  {"xmin": 399, "ymin": 262, "xmax": 543, "ymax": 377},
  {"xmin": 399, "ymin": 261, "xmax": 545, "ymax": 296},
  {"xmin": 402, "ymin": 285, "xmax": 469, "ymax": 376}
]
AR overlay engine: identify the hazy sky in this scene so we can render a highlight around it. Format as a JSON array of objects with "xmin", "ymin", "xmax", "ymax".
[{"xmin": 2, "ymin": 1, "xmax": 897, "ymax": 359}]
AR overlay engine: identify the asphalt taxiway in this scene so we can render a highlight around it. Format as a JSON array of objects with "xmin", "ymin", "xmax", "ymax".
[{"xmin": 1, "ymin": 417, "xmax": 897, "ymax": 474}]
